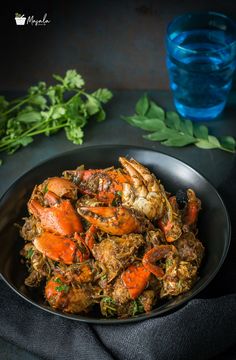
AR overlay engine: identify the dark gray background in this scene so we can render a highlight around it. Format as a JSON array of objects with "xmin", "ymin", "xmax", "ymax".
[
  {"xmin": 0, "ymin": 1, "xmax": 236, "ymax": 359},
  {"xmin": 1, "ymin": 0, "xmax": 236, "ymax": 91}
]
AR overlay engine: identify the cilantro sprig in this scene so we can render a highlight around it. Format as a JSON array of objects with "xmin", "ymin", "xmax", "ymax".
[
  {"xmin": 54, "ymin": 277, "xmax": 70, "ymax": 293},
  {"xmin": 122, "ymin": 94, "xmax": 235, "ymax": 153},
  {"xmin": 0, "ymin": 70, "xmax": 113, "ymax": 162}
]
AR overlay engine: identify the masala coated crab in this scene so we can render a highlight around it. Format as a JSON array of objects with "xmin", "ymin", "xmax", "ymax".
[
  {"xmin": 20, "ymin": 157, "xmax": 204, "ymax": 318},
  {"xmin": 65, "ymin": 157, "xmax": 167, "ymax": 220}
]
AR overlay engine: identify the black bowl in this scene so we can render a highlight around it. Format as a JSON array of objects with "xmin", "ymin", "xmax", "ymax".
[{"xmin": 0, "ymin": 145, "xmax": 231, "ymax": 324}]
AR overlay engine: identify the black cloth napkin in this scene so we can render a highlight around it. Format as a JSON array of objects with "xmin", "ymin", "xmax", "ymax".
[{"xmin": 0, "ymin": 279, "xmax": 236, "ymax": 360}]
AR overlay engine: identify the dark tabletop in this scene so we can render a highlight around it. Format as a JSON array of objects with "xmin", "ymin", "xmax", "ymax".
[{"xmin": 0, "ymin": 90, "xmax": 236, "ymax": 359}]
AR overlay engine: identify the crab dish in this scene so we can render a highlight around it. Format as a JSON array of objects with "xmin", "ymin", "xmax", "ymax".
[{"xmin": 20, "ymin": 157, "xmax": 204, "ymax": 318}]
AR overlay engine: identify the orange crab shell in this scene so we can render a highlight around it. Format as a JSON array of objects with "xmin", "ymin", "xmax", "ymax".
[
  {"xmin": 45, "ymin": 275, "xmax": 70, "ymax": 309},
  {"xmin": 33, "ymin": 231, "xmax": 88, "ymax": 264},
  {"xmin": 64, "ymin": 169, "xmax": 130, "ymax": 203},
  {"xmin": 77, "ymin": 206, "xmax": 144, "ymax": 235},
  {"xmin": 40, "ymin": 177, "xmax": 78, "ymax": 199},
  {"xmin": 28, "ymin": 198, "xmax": 83, "ymax": 236},
  {"xmin": 121, "ymin": 265, "xmax": 151, "ymax": 300}
]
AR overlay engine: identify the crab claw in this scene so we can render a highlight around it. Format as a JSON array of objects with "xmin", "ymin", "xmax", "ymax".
[
  {"xmin": 28, "ymin": 199, "xmax": 83, "ymax": 236},
  {"xmin": 77, "ymin": 206, "xmax": 148, "ymax": 235},
  {"xmin": 85, "ymin": 225, "xmax": 97, "ymax": 250},
  {"xmin": 64, "ymin": 169, "xmax": 129, "ymax": 204},
  {"xmin": 33, "ymin": 232, "xmax": 88, "ymax": 264},
  {"xmin": 183, "ymin": 189, "xmax": 201, "ymax": 229},
  {"xmin": 158, "ymin": 195, "xmax": 182, "ymax": 242},
  {"xmin": 119, "ymin": 157, "xmax": 166, "ymax": 220},
  {"xmin": 40, "ymin": 177, "xmax": 77, "ymax": 199}
]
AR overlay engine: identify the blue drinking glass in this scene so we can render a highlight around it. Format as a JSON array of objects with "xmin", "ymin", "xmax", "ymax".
[{"xmin": 166, "ymin": 12, "xmax": 236, "ymax": 121}]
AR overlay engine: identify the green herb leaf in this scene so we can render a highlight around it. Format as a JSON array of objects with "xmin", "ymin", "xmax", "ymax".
[
  {"xmin": 193, "ymin": 124, "xmax": 209, "ymax": 140},
  {"xmin": 65, "ymin": 126, "xmax": 84, "ymax": 145},
  {"xmin": 220, "ymin": 136, "xmax": 236, "ymax": 152},
  {"xmin": 123, "ymin": 115, "xmax": 165, "ymax": 131},
  {"xmin": 96, "ymin": 109, "xmax": 106, "ymax": 122},
  {"xmin": 131, "ymin": 299, "xmax": 144, "ymax": 315},
  {"xmin": 0, "ymin": 70, "xmax": 112, "ymax": 160},
  {"xmin": 144, "ymin": 128, "xmax": 177, "ymax": 141},
  {"xmin": 26, "ymin": 248, "xmax": 34, "ymax": 259},
  {"xmin": 84, "ymin": 95, "xmax": 101, "ymax": 116},
  {"xmin": 135, "ymin": 93, "xmax": 149, "ymax": 116},
  {"xmin": 183, "ymin": 119, "xmax": 193, "ymax": 136},
  {"xmin": 146, "ymin": 101, "xmax": 165, "ymax": 120},
  {"xmin": 61, "ymin": 69, "xmax": 85, "ymax": 89},
  {"xmin": 122, "ymin": 94, "xmax": 235, "ymax": 153},
  {"xmin": 51, "ymin": 106, "xmax": 66, "ymax": 120},
  {"xmin": 91, "ymin": 89, "xmax": 113, "ymax": 104},
  {"xmin": 166, "ymin": 111, "xmax": 181, "ymax": 130},
  {"xmin": 29, "ymin": 95, "xmax": 47, "ymax": 109},
  {"xmin": 0, "ymin": 96, "xmax": 9, "ymax": 112},
  {"xmin": 161, "ymin": 134, "xmax": 196, "ymax": 147},
  {"xmin": 195, "ymin": 135, "xmax": 221, "ymax": 149},
  {"xmin": 17, "ymin": 111, "xmax": 42, "ymax": 123},
  {"xmin": 100, "ymin": 297, "xmax": 117, "ymax": 317},
  {"xmin": 56, "ymin": 284, "xmax": 70, "ymax": 293}
]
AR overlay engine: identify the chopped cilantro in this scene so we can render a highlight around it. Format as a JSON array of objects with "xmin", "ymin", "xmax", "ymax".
[
  {"xmin": 26, "ymin": 248, "xmax": 34, "ymax": 259},
  {"xmin": 55, "ymin": 284, "xmax": 70, "ymax": 293},
  {"xmin": 131, "ymin": 299, "xmax": 144, "ymax": 316},
  {"xmin": 166, "ymin": 258, "xmax": 173, "ymax": 268},
  {"xmin": 43, "ymin": 185, "xmax": 48, "ymax": 194}
]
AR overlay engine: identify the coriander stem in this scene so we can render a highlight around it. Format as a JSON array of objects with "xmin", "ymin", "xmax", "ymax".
[
  {"xmin": 28, "ymin": 123, "xmax": 67, "ymax": 136},
  {"xmin": 0, "ymin": 120, "xmax": 67, "ymax": 152},
  {"xmin": 1, "ymin": 97, "xmax": 32, "ymax": 116},
  {"xmin": 0, "ymin": 113, "xmax": 53, "ymax": 149}
]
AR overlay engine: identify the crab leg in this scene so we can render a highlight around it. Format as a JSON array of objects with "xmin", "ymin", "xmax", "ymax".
[
  {"xmin": 77, "ymin": 206, "xmax": 145, "ymax": 235},
  {"xmin": 85, "ymin": 225, "xmax": 97, "ymax": 250},
  {"xmin": 142, "ymin": 245, "xmax": 176, "ymax": 278},
  {"xmin": 184, "ymin": 189, "xmax": 201, "ymax": 228},
  {"xmin": 158, "ymin": 195, "xmax": 182, "ymax": 242}
]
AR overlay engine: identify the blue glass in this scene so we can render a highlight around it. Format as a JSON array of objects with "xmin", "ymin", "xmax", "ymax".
[{"xmin": 166, "ymin": 12, "xmax": 236, "ymax": 121}]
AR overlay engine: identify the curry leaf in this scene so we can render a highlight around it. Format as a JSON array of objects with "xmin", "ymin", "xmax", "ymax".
[
  {"xmin": 143, "ymin": 128, "xmax": 177, "ymax": 141},
  {"xmin": 166, "ymin": 111, "xmax": 181, "ymax": 130},
  {"xmin": 193, "ymin": 124, "xmax": 209, "ymax": 140},
  {"xmin": 161, "ymin": 134, "xmax": 196, "ymax": 147},
  {"xmin": 123, "ymin": 115, "xmax": 165, "ymax": 131},
  {"xmin": 146, "ymin": 101, "xmax": 165, "ymax": 120},
  {"xmin": 135, "ymin": 94, "xmax": 149, "ymax": 116},
  {"xmin": 183, "ymin": 119, "xmax": 193, "ymax": 136},
  {"xmin": 220, "ymin": 136, "xmax": 236, "ymax": 152},
  {"xmin": 122, "ymin": 94, "xmax": 235, "ymax": 153}
]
